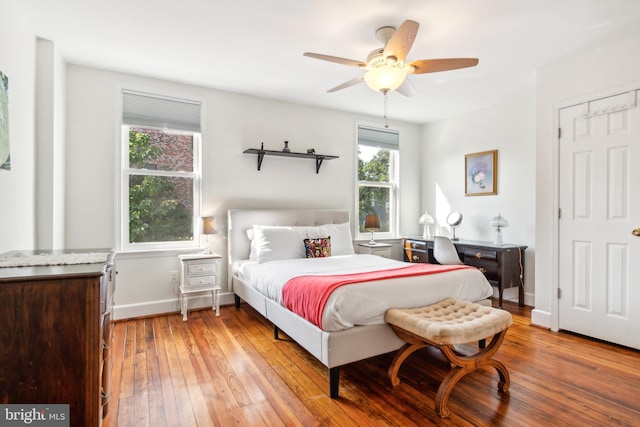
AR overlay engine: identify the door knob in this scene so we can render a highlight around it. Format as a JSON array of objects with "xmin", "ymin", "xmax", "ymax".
[{"xmin": 633, "ymin": 228, "xmax": 640, "ymax": 236}]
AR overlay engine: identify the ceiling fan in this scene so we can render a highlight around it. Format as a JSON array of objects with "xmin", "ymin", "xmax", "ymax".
[{"xmin": 303, "ymin": 20, "xmax": 478, "ymax": 97}]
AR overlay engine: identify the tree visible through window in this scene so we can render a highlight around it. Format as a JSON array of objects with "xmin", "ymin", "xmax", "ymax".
[{"xmin": 127, "ymin": 128, "xmax": 194, "ymax": 244}]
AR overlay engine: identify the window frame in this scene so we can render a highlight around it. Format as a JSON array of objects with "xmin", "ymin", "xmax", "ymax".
[
  {"xmin": 118, "ymin": 90, "xmax": 204, "ymax": 252},
  {"xmin": 355, "ymin": 123, "xmax": 400, "ymax": 241}
]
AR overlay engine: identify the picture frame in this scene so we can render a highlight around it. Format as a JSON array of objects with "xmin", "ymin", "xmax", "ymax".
[{"xmin": 465, "ymin": 150, "xmax": 497, "ymax": 196}]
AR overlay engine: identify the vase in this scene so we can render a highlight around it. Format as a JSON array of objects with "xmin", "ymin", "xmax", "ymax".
[{"xmin": 282, "ymin": 141, "xmax": 290, "ymax": 153}]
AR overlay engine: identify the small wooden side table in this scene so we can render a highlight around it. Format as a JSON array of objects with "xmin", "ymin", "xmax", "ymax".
[{"xmin": 178, "ymin": 253, "xmax": 222, "ymax": 321}]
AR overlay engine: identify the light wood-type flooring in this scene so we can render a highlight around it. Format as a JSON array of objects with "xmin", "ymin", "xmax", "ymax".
[{"xmin": 104, "ymin": 300, "xmax": 640, "ymax": 426}]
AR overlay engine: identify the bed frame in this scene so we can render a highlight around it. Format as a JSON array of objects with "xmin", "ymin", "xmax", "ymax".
[{"xmin": 227, "ymin": 208, "xmax": 406, "ymax": 398}]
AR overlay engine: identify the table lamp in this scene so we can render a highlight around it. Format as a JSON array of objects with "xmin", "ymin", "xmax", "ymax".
[
  {"xmin": 418, "ymin": 211, "xmax": 434, "ymax": 240},
  {"xmin": 201, "ymin": 216, "xmax": 217, "ymax": 254},
  {"xmin": 489, "ymin": 214, "xmax": 509, "ymax": 245},
  {"xmin": 364, "ymin": 214, "xmax": 381, "ymax": 245}
]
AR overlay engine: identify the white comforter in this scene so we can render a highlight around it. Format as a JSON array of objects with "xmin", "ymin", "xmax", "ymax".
[{"xmin": 238, "ymin": 254, "xmax": 493, "ymax": 331}]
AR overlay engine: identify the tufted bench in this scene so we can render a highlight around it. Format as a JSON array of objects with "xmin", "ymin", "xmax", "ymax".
[{"xmin": 384, "ymin": 298, "xmax": 512, "ymax": 418}]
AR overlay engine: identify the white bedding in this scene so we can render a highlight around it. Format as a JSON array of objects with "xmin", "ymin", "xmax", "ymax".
[{"xmin": 238, "ymin": 254, "xmax": 493, "ymax": 331}]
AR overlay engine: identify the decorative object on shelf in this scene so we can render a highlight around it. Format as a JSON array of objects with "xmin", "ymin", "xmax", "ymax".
[
  {"xmin": 489, "ymin": 214, "xmax": 509, "ymax": 245},
  {"xmin": 446, "ymin": 211, "xmax": 463, "ymax": 241},
  {"xmin": 243, "ymin": 148, "xmax": 338, "ymax": 173},
  {"xmin": 201, "ymin": 216, "xmax": 217, "ymax": 254},
  {"xmin": 418, "ymin": 211, "xmax": 434, "ymax": 240},
  {"xmin": 282, "ymin": 141, "xmax": 290, "ymax": 152},
  {"xmin": 465, "ymin": 150, "xmax": 498, "ymax": 196},
  {"xmin": 307, "ymin": 148, "xmax": 315, "ymax": 155},
  {"xmin": 364, "ymin": 214, "xmax": 381, "ymax": 245}
]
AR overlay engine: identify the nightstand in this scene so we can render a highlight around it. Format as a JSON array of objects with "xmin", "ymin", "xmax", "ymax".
[
  {"xmin": 358, "ymin": 242, "xmax": 393, "ymax": 258},
  {"xmin": 178, "ymin": 253, "xmax": 222, "ymax": 321}
]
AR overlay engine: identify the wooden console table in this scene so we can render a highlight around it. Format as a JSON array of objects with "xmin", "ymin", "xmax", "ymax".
[{"xmin": 403, "ymin": 237, "xmax": 526, "ymax": 308}]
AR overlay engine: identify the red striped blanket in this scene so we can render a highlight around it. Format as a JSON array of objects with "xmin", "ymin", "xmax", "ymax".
[{"xmin": 282, "ymin": 263, "xmax": 471, "ymax": 328}]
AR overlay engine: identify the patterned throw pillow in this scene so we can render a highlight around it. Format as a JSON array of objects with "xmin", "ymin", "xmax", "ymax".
[{"xmin": 304, "ymin": 237, "xmax": 331, "ymax": 258}]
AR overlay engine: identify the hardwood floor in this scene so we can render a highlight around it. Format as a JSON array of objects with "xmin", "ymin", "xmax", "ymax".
[{"xmin": 104, "ymin": 301, "xmax": 640, "ymax": 426}]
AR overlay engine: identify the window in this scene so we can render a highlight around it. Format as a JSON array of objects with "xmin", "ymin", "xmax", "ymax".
[
  {"xmin": 356, "ymin": 125, "xmax": 399, "ymax": 240},
  {"xmin": 120, "ymin": 90, "xmax": 202, "ymax": 250}
]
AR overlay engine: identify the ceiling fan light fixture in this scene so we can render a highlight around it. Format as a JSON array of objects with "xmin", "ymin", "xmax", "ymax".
[{"xmin": 364, "ymin": 63, "xmax": 409, "ymax": 93}]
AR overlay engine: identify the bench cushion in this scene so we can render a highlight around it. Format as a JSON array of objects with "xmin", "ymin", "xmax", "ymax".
[{"xmin": 384, "ymin": 298, "xmax": 513, "ymax": 345}]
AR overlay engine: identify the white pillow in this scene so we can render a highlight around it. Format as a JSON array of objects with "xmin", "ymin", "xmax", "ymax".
[
  {"xmin": 252, "ymin": 225, "xmax": 308, "ymax": 263},
  {"xmin": 305, "ymin": 225, "xmax": 329, "ymax": 239},
  {"xmin": 246, "ymin": 228, "xmax": 257, "ymax": 261},
  {"xmin": 322, "ymin": 222, "xmax": 354, "ymax": 256}
]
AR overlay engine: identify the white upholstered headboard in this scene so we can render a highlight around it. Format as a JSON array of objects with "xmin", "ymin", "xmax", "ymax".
[{"xmin": 227, "ymin": 208, "xmax": 351, "ymax": 287}]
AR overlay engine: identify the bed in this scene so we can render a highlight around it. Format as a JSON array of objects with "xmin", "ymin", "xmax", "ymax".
[{"xmin": 227, "ymin": 208, "xmax": 493, "ymax": 398}]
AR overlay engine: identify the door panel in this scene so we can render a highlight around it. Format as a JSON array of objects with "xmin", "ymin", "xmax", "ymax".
[{"xmin": 558, "ymin": 89, "xmax": 639, "ymax": 349}]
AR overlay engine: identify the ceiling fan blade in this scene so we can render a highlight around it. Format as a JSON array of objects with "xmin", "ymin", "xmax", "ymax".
[
  {"xmin": 327, "ymin": 76, "xmax": 364, "ymax": 93},
  {"xmin": 409, "ymin": 58, "xmax": 479, "ymax": 74},
  {"xmin": 303, "ymin": 52, "xmax": 366, "ymax": 67},
  {"xmin": 383, "ymin": 20, "xmax": 419, "ymax": 62},
  {"xmin": 396, "ymin": 78, "xmax": 416, "ymax": 97}
]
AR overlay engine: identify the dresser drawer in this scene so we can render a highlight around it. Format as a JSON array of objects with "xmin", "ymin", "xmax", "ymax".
[
  {"xmin": 464, "ymin": 258, "xmax": 499, "ymax": 280},
  {"xmin": 405, "ymin": 240, "xmax": 427, "ymax": 251},
  {"xmin": 405, "ymin": 249, "xmax": 428, "ymax": 263},
  {"xmin": 463, "ymin": 248, "xmax": 498, "ymax": 261},
  {"xmin": 185, "ymin": 274, "xmax": 217, "ymax": 290},
  {"xmin": 187, "ymin": 260, "xmax": 218, "ymax": 277}
]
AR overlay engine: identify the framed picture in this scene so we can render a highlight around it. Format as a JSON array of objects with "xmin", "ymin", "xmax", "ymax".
[{"xmin": 465, "ymin": 150, "xmax": 497, "ymax": 196}]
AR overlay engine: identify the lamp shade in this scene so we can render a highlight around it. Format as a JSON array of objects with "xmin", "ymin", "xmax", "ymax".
[
  {"xmin": 418, "ymin": 212, "xmax": 434, "ymax": 225},
  {"xmin": 489, "ymin": 214, "xmax": 509, "ymax": 229},
  {"xmin": 202, "ymin": 216, "xmax": 217, "ymax": 235},
  {"xmin": 364, "ymin": 214, "xmax": 381, "ymax": 230}
]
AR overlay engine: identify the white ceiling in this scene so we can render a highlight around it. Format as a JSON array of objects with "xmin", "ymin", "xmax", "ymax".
[{"xmin": 14, "ymin": 0, "xmax": 640, "ymax": 124}]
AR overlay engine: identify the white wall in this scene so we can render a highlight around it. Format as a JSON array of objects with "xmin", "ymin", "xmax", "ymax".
[
  {"xmin": 534, "ymin": 32, "xmax": 640, "ymax": 329},
  {"xmin": 420, "ymin": 76, "xmax": 537, "ymax": 305},
  {"xmin": 35, "ymin": 38, "xmax": 67, "ymax": 250},
  {"xmin": 64, "ymin": 65, "xmax": 422, "ymax": 319},
  {"xmin": 0, "ymin": 3, "xmax": 37, "ymax": 253}
]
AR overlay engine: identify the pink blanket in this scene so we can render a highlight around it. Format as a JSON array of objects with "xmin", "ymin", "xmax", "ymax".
[{"xmin": 282, "ymin": 263, "xmax": 471, "ymax": 328}]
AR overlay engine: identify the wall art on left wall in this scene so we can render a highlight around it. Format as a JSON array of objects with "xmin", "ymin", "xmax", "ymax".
[{"xmin": 0, "ymin": 70, "xmax": 9, "ymax": 171}]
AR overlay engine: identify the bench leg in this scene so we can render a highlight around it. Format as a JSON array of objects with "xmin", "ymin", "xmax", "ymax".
[
  {"xmin": 387, "ymin": 341, "xmax": 428, "ymax": 386},
  {"xmin": 435, "ymin": 330, "xmax": 510, "ymax": 417}
]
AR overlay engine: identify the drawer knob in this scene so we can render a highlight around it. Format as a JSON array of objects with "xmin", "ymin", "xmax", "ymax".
[
  {"xmin": 478, "ymin": 267, "xmax": 487, "ymax": 274},
  {"xmin": 412, "ymin": 243, "xmax": 418, "ymax": 248},
  {"xmin": 476, "ymin": 252, "xmax": 482, "ymax": 258},
  {"xmin": 412, "ymin": 255, "xmax": 419, "ymax": 261}
]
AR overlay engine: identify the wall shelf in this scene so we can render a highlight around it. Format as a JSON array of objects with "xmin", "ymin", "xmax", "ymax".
[{"xmin": 243, "ymin": 148, "xmax": 339, "ymax": 173}]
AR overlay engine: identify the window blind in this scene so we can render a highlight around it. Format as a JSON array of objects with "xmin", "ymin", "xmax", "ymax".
[
  {"xmin": 122, "ymin": 90, "xmax": 201, "ymax": 132},
  {"xmin": 358, "ymin": 125, "xmax": 399, "ymax": 150}
]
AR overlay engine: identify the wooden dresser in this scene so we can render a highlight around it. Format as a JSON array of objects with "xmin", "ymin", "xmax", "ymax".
[
  {"xmin": 0, "ymin": 249, "xmax": 115, "ymax": 427},
  {"xmin": 403, "ymin": 237, "xmax": 526, "ymax": 308}
]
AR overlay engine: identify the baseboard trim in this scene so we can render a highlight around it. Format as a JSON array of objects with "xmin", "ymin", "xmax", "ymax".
[
  {"xmin": 531, "ymin": 308, "xmax": 551, "ymax": 329},
  {"xmin": 113, "ymin": 291, "xmax": 236, "ymax": 320}
]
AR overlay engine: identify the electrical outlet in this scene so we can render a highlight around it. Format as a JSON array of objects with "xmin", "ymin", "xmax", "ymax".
[{"xmin": 170, "ymin": 270, "xmax": 179, "ymax": 282}]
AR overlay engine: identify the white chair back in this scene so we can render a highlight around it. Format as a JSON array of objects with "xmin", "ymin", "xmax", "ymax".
[{"xmin": 433, "ymin": 236, "xmax": 464, "ymax": 265}]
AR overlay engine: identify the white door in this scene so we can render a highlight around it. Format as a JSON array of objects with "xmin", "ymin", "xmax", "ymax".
[{"xmin": 558, "ymin": 89, "xmax": 640, "ymax": 350}]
